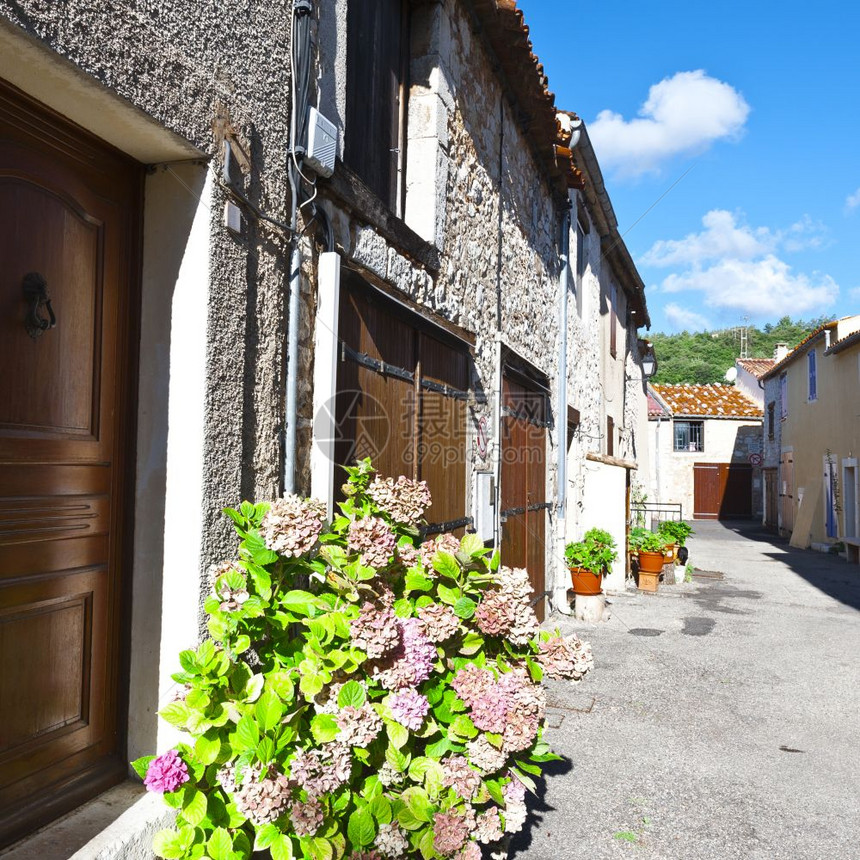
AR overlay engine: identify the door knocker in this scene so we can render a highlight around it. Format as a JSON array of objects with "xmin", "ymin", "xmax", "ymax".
[{"xmin": 22, "ymin": 272, "xmax": 56, "ymax": 339}]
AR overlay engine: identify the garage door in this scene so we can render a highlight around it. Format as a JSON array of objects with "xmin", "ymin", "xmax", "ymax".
[{"xmin": 694, "ymin": 463, "xmax": 753, "ymax": 519}]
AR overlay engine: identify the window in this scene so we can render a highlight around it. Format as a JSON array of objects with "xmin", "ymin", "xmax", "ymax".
[
  {"xmin": 606, "ymin": 415, "xmax": 614, "ymax": 456},
  {"xmin": 345, "ymin": 0, "xmax": 409, "ymax": 214},
  {"xmin": 808, "ymin": 349, "xmax": 817, "ymax": 401},
  {"xmin": 779, "ymin": 373, "xmax": 788, "ymax": 419},
  {"xmin": 674, "ymin": 420, "xmax": 703, "ymax": 452},
  {"xmin": 767, "ymin": 401, "xmax": 775, "ymax": 440}
]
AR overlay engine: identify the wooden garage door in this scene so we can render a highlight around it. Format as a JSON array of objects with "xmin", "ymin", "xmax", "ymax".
[
  {"xmin": 500, "ymin": 369, "xmax": 549, "ymax": 621},
  {"xmin": 693, "ymin": 463, "xmax": 753, "ymax": 519},
  {"xmin": 335, "ymin": 274, "xmax": 470, "ymax": 533},
  {"xmin": 0, "ymin": 82, "xmax": 141, "ymax": 845}
]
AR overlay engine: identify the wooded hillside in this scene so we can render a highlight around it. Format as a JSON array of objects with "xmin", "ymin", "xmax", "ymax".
[{"xmin": 650, "ymin": 316, "xmax": 828, "ymax": 384}]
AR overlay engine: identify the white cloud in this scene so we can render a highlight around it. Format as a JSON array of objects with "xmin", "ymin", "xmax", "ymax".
[
  {"xmin": 589, "ymin": 70, "xmax": 750, "ymax": 177},
  {"xmin": 660, "ymin": 255, "xmax": 838, "ymax": 316},
  {"xmin": 664, "ymin": 303, "xmax": 711, "ymax": 332},
  {"xmin": 845, "ymin": 187, "xmax": 860, "ymax": 212},
  {"xmin": 641, "ymin": 210, "xmax": 828, "ymax": 267}
]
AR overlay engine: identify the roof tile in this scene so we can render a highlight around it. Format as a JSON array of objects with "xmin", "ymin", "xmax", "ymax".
[{"xmin": 650, "ymin": 383, "xmax": 763, "ymax": 419}]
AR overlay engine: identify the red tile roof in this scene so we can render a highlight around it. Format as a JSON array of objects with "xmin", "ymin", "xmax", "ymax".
[
  {"xmin": 736, "ymin": 358, "xmax": 775, "ymax": 379},
  {"xmin": 650, "ymin": 384, "xmax": 763, "ymax": 419},
  {"xmin": 647, "ymin": 391, "xmax": 670, "ymax": 419}
]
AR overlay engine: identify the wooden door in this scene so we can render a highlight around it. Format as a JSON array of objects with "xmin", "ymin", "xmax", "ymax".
[
  {"xmin": 500, "ymin": 371, "xmax": 548, "ymax": 621},
  {"xmin": 693, "ymin": 463, "xmax": 720, "ymax": 519},
  {"xmin": 335, "ymin": 275, "xmax": 469, "ymax": 532},
  {"xmin": 694, "ymin": 463, "xmax": 752, "ymax": 519},
  {"xmin": 764, "ymin": 468, "xmax": 778, "ymax": 530},
  {"xmin": 0, "ymin": 82, "xmax": 141, "ymax": 846},
  {"xmin": 780, "ymin": 451, "xmax": 795, "ymax": 533}
]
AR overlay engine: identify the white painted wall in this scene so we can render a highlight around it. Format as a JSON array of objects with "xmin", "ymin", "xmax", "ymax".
[{"xmin": 577, "ymin": 460, "xmax": 628, "ymax": 592}]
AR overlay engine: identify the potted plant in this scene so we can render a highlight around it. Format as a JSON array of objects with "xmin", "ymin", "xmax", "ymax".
[
  {"xmin": 628, "ymin": 527, "xmax": 668, "ymax": 592},
  {"xmin": 657, "ymin": 520, "xmax": 693, "ymax": 561},
  {"xmin": 565, "ymin": 528, "xmax": 618, "ymax": 596}
]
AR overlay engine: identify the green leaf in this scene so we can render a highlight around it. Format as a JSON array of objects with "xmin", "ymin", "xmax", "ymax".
[
  {"xmin": 417, "ymin": 827, "xmax": 437, "ymax": 860},
  {"xmin": 515, "ymin": 759, "xmax": 543, "ymax": 776},
  {"xmin": 486, "ymin": 779, "xmax": 505, "ymax": 806},
  {"xmin": 197, "ymin": 639, "xmax": 215, "ymax": 668},
  {"xmin": 386, "ymin": 719, "xmax": 409, "ymax": 749},
  {"xmin": 424, "ymin": 736, "xmax": 455, "ymax": 758},
  {"xmin": 385, "ymin": 744, "xmax": 409, "ymax": 773},
  {"xmin": 270, "ymin": 834, "xmax": 295, "ymax": 860},
  {"xmin": 370, "ymin": 794, "xmax": 392, "ymax": 824},
  {"xmin": 178, "ymin": 650, "xmax": 198, "ymax": 674},
  {"xmin": 194, "ymin": 732, "xmax": 221, "ymax": 766},
  {"xmin": 404, "ymin": 570, "xmax": 433, "ymax": 592},
  {"xmin": 311, "ymin": 713, "xmax": 341, "ymax": 744},
  {"xmin": 436, "ymin": 584, "xmax": 460, "ymax": 606},
  {"xmin": 207, "ymin": 828, "xmax": 233, "ymax": 860},
  {"xmin": 510, "ymin": 767, "xmax": 537, "ymax": 793},
  {"xmin": 449, "ymin": 714, "xmax": 478, "ymax": 739},
  {"xmin": 396, "ymin": 806, "xmax": 423, "ymax": 831},
  {"xmin": 459, "ymin": 631, "xmax": 484, "ymax": 655},
  {"xmin": 159, "ymin": 702, "xmax": 189, "ymax": 728},
  {"xmin": 234, "ymin": 714, "xmax": 259, "ymax": 751},
  {"xmin": 432, "ymin": 550, "xmax": 460, "ymax": 579},
  {"xmin": 254, "ymin": 824, "xmax": 281, "ymax": 850},
  {"xmin": 247, "ymin": 564, "xmax": 272, "ymax": 600},
  {"xmin": 337, "ymin": 680, "xmax": 366, "ymax": 709},
  {"xmin": 181, "ymin": 788, "xmax": 208, "ymax": 827},
  {"xmin": 452, "ymin": 597, "xmax": 476, "ymax": 619},
  {"xmin": 243, "ymin": 672, "xmax": 265, "ymax": 703},
  {"xmin": 266, "ymin": 671, "xmax": 294, "ymax": 701},
  {"xmin": 309, "ymin": 837, "xmax": 334, "ymax": 860},
  {"xmin": 459, "ymin": 533, "xmax": 486, "ymax": 556},
  {"xmin": 233, "ymin": 634, "xmax": 251, "ymax": 654},
  {"xmin": 256, "ymin": 736, "xmax": 275, "ymax": 764},
  {"xmin": 281, "ymin": 590, "xmax": 320, "ymax": 616},
  {"xmin": 255, "ymin": 690, "xmax": 283, "ymax": 732},
  {"xmin": 401, "ymin": 786, "xmax": 433, "ymax": 822},
  {"xmin": 131, "ymin": 754, "xmax": 155, "ymax": 780},
  {"xmin": 347, "ymin": 807, "xmax": 376, "ymax": 848},
  {"xmin": 152, "ymin": 829, "xmax": 182, "ymax": 860}
]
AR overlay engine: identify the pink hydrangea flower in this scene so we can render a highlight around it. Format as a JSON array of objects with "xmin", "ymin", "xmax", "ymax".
[
  {"xmin": 388, "ymin": 689, "xmax": 430, "ymax": 730},
  {"xmin": 144, "ymin": 749, "xmax": 189, "ymax": 793}
]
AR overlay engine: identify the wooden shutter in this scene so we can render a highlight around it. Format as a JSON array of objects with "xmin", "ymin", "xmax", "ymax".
[{"xmin": 345, "ymin": 0, "xmax": 408, "ymax": 212}]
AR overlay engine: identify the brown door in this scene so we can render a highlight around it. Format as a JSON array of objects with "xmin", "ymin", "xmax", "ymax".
[
  {"xmin": 779, "ymin": 451, "xmax": 794, "ymax": 533},
  {"xmin": 335, "ymin": 274, "xmax": 469, "ymax": 532},
  {"xmin": 694, "ymin": 463, "xmax": 753, "ymax": 519},
  {"xmin": 500, "ymin": 370, "xmax": 548, "ymax": 621},
  {"xmin": 764, "ymin": 468, "xmax": 778, "ymax": 530},
  {"xmin": 0, "ymin": 82, "xmax": 141, "ymax": 846}
]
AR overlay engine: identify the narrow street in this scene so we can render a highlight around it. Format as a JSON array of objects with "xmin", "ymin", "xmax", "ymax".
[{"xmin": 515, "ymin": 521, "xmax": 860, "ymax": 859}]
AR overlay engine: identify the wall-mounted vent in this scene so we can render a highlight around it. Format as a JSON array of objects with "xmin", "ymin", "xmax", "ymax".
[{"xmin": 305, "ymin": 107, "xmax": 337, "ymax": 177}]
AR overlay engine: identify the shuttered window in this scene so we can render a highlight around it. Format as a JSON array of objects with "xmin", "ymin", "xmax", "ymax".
[
  {"xmin": 335, "ymin": 272, "xmax": 469, "ymax": 533},
  {"xmin": 345, "ymin": 0, "xmax": 409, "ymax": 214},
  {"xmin": 808, "ymin": 349, "xmax": 817, "ymax": 401}
]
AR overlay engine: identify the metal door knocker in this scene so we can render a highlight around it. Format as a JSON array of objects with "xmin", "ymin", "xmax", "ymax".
[{"xmin": 22, "ymin": 272, "xmax": 56, "ymax": 339}]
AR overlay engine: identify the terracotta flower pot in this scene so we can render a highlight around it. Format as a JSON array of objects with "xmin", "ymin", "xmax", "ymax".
[
  {"xmin": 664, "ymin": 543, "xmax": 678, "ymax": 563},
  {"xmin": 569, "ymin": 566, "xmax": 602, "ymax": 596},
  {"xmin": 637, "ymin": 550, "xmax": 665, "ymax": 574}
]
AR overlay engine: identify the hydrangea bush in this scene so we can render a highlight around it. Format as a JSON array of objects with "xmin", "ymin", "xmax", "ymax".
[{"xmin": 133, "ymin": 460, "xmax": 593, "ymax": 860}]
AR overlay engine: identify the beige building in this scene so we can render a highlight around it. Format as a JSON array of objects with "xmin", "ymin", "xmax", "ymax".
[
  {"xmin": 760, "ymin": 316, "xmax": 860, "ymax": 548},
  {"xmin": 648, "ymin": 384, "xmax": 763, "ymax": 520}
]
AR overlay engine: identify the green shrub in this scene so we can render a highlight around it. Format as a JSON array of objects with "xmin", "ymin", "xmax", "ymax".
[
  {"xmin": 133, "ymin": 460, "xmax": 594, "ymax": 860},
  {"xmin": 564, "ymin": 528, "xmax": 618, "ymax": 577},
  {"xmin": 656, "ymin": 520, "xmax": 693, "ymax": 547}
]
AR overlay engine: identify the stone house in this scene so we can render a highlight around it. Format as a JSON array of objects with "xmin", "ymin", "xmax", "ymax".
[
  {"xmin": 0, "ymin": 0, "xmax": 651, "ymax": 852},
  {"xmin": 734, "ymin": 357, "xmax": 775, "ymax": 409},
  {"xmin": 760, "ymin": 316, "xmax": 860, "ymax": 547},
  {"xmin": 647, "ymin": 384, "xmax": 763, "ymax": 520}
]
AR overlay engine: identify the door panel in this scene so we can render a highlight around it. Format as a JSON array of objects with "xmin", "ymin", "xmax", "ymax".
[
  {"xmin": 694, "ymin": 463, "xmax": 752, "ymax": 519},
  {"xmin": 0, "ymin": 80, "xmax": 141, "ymax": 846},
  {"xmin": 500, "ymin": 372, "xmax": 548, "ymax": 621}
]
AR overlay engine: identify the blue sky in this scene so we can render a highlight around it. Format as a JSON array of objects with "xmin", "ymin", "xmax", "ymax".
[{"xmin": 518, "ymin": 0, "xmax": 860, "ymax": 334}]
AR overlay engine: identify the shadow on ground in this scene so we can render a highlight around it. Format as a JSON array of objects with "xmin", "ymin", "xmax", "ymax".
[
  {"xmin": 508, "ymin": 757, "xmax": 572, "ymax": 856},
  {"xmin": 696, "ymin": 519, "xmax": 860, "ymax": 612}
]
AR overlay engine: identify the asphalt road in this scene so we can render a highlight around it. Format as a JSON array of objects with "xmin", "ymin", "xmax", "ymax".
[{"xmin": 513, "ymin": 520, "xmax": 860, "ymax": 860}]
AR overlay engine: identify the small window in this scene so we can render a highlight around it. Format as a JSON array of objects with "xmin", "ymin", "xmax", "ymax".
[
  {"xmin": 606, "ymin": 415, "xmax": 614, "ymax": 456},
  {"xmin": 609, "ymin": 284, "xmax": 617, "ymax": 359},
  {"xmin": 575, "ymin": 220, "xmax": 587, "ymax": 282},
  {"xmin": 767, "ymin": 402, "xmax": 775, "ymax": 440},
  {"xmin": 779, "ymin": 373, "xmax": 788, "ymax": 419},
  {"xmin": 808, "ymin": 349, "xmax": 817, "ymax": 401},
  {"xmin": 674, "ymin": 420, "xmax": 703, "ymax": 452}
]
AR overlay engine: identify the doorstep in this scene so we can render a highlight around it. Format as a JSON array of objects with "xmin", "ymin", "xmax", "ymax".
[{"xmin": 0, "ymin": 781, "xmax": 174, "ymax": 860}]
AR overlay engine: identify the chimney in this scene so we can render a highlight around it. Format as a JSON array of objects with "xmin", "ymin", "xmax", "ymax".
[{"xmin": 773, "ymin": 342, "xmax": 789, "ymax": 361}]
